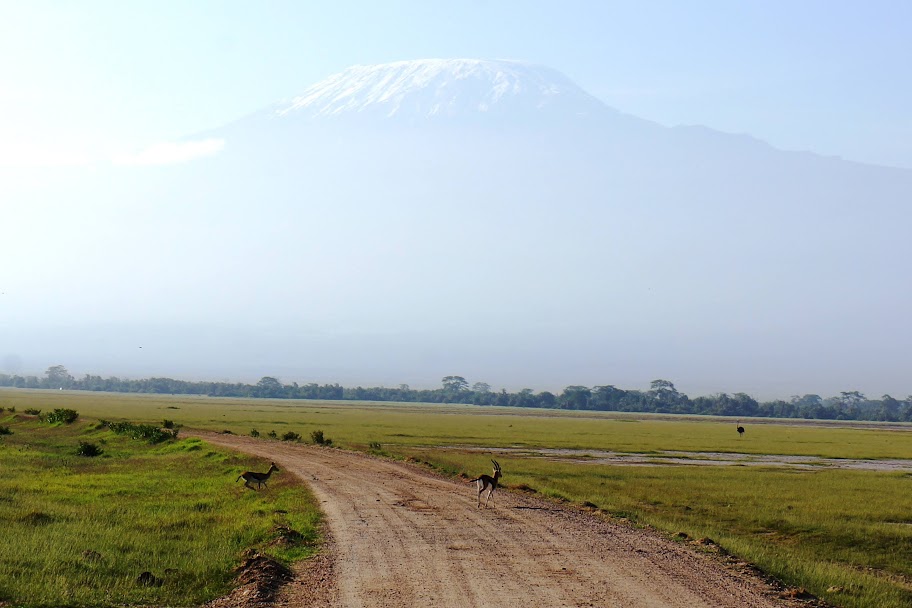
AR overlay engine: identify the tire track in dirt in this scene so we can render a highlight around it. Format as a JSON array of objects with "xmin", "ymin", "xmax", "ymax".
[{"xmin": 199, "ymin": 432, "xmax": 805, "ymax": 608}]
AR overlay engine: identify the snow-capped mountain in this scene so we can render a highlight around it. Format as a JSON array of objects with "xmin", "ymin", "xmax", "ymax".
[
  {"xmin": 10, "ymin": 58, "xmax": 911, "ymax": 396},
  {"xmin": 269, "ymin": 59, "xmax": 613, "ymax": 122}
]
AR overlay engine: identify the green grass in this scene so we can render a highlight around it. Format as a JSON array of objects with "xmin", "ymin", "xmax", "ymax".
[
  {"xmin": 2, "ymin": 389, "xmax": 909, "ymax": 459},
  {"xmin": 0, "ymin": 413, "xmax": 321, "ymax": 607},
  {"xmin": 2, "ymin": 388, "xmax": 911, "ymax": 607}
]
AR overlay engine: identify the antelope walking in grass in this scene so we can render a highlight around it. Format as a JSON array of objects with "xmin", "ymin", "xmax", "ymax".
[
  {"xmin": 237, "ymin": 462, "xmax": 279, "ymax": 490},
  {"xmin": 468, "ymin": 460, "xmax": 502, "ymax": 508}
]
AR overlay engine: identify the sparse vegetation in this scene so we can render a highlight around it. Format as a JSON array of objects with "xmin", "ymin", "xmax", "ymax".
[
  {"xmin": 250, "ymin": 428, "xmax": 260, "ymax": 437},
  {"xmin": 0, "ymin": 425, "xmax": 11, "ymax": 435},
  {"xmin": 23, "ymin": 408, "xmax": 41, "ymax": 415},
  {"xmin": 282, "ymin": 431, "xmax": 301, "ymax": 442}
]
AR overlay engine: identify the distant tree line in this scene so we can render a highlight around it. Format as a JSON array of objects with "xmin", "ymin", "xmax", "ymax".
[{"xmin": 2, "ymin": 366, "xmax": 911, "ymax": 423}]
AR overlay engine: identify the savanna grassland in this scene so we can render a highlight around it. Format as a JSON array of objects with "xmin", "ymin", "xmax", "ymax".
[
  {"xmin": 0, "ymin": 402, "xmax": 321, "ymax": 607},
  {"xmin": 2, "ymin": 388, "xmax": 911, "ymax": 608}
]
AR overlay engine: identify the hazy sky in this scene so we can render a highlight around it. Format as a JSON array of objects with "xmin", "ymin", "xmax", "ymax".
[
  {"xmin": 1, "ymin": 1, "xmax": 911, "ymax": 168},
  {"xmin": 2, "ymin": 2, "xmax": 911, "ymax": 399}
]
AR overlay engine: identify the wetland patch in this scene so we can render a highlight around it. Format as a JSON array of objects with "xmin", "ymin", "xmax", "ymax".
[{"xmin": 441, "ymin": 446, "xmax": 912, "ymax": 472}]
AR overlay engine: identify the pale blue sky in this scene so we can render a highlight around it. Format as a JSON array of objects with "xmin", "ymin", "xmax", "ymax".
[
  {"xmin": 2, "ymin": 1, "xmax": 912, "ymax": 397},
  {"xmin": 1, "ymin": 1, "xmax": 910, "ymax": 168}
]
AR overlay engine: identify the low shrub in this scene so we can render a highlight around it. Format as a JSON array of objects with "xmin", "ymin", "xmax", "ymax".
[
  {"xmin": 24, "ymin": 408, "xmax": 41, "ymax": 415},
  {"xmin": 368, "ymin": 441, "xmax": 382, "ymax": 451},
  {"xmin": 101, "ymin": 421, "xmax": 176, "ymax": 444},
  {"xmin": 0, "ymin": 426, "xmax": 11, "ymax": 436},
  {"xmin": 40, "ymin": 409, "xmax": 79, "ymax": 424},
  {"xmin": 311, "ymin": 430, "xmax": 332, "ymax": 446},
  {"xmin": 267, "ymin": 430, "xmax": 278, "ymax": 439},
  {"xmin": 281, "ymin": 431, "xmax": 301, "ymax": 442},
  {"xmin": 162, "ymin": 419, "xmax": 175, "ymax": 429},
  {"xmin": 250, "ymin": 429, "xmax": 260, "ymax": 438},
  {"xmin": 76, "ymin": 441, "xmax": 103, "ymax": 457}
]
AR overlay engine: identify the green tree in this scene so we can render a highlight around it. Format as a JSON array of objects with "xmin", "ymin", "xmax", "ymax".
[
  {"xmin": 836, "ymin": 391, "xmax": 866, "ymax": 418},
  {"xmin": 731, "ymin": 392, "xmax": 760, "ymax": 417},
  {"xmin": 649, "ymin": 379, "xmax": 677, "ymax": 394},
  {"xmin": 592, "ymin": 385, "xmax": 624, "ymax": 410},
  {"xmin": 441, "ymin": 376, "xmax": 469, "ymax": 393},
  {"xmin": 45, "ymin": 365, "xmax": 74, "ymax": 389},
  {"xmin": 515, "ymin": 388, "xmax": 536, "ymax": 407},
  {"xmin": 839, "ymin": 391, "xmax": 866, "ymax": 407},
  {"xmin": 538, "ymin": 391, "xmax": 557, "ymax": 408},
  {"xmin": 559, "ymin": 386, "xmax": 591, "ymax": 409},
  {"xmin": 256, "ymin": 376, "xmax": 283, "ymax": 398},
  {"xmin": 648, "ymin": 379, "xmax": 686, "ymax": 412},
  {"xmin": 790, "ymin": 394, "xmax": 823, "ymax": 410},
  {"xmin": 880, "ymin": 394, "xmax": 901, "ymax": 421}
]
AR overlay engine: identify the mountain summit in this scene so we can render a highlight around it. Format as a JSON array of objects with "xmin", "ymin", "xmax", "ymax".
[
  {"xmin": 11, "ymin": 59, "xmax": 911, "ymax": 395},
  {"xmin": 268, "ymin": 59, "xmax": 614, "ymax": 123}
]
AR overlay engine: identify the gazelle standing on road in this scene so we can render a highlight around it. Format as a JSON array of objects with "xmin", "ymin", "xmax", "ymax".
[
  {"xmin": 237, "ymin": 462, "xmax": 279, "ymax": 490},
  {"xmin": 469, "ymin": 460, "xmax": 502, "ymax": 508}
]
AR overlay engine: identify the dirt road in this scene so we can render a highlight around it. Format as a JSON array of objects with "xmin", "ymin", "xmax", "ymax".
[{"xmin": 199, "ymin": 432, "xmax": 800, "ymax": 608}]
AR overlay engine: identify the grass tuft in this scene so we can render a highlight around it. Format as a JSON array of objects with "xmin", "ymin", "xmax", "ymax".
[{"xmin": 19, "ymin": 512, "xmax": 55, "ymax": 526}]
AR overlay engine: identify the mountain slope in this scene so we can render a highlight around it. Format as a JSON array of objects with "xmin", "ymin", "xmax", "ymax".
[{"xmin": 4, "ymin": 59, "xmax": 911, "ymax": 396}]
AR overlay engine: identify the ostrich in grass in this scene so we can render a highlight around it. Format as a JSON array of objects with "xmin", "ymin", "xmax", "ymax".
[{"xmin": 737, "ymin": 422, "xmax": 745, "ymax": 438}]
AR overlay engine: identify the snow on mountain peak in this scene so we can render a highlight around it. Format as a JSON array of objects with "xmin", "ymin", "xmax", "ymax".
[{"xmin": 273, "ymin": 59, "xmax": 609, "ymax": 121}]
